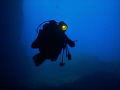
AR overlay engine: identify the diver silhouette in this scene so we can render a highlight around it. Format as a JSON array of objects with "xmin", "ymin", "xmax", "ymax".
[{"xmin": 31, "ymin": 20, "xmax": 76, "ymax": 66}]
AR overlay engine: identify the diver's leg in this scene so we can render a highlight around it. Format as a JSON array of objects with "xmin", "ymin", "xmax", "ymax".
[{"xmin": 33, "ymin": 53, "xmax": 46, "ymax": 66}]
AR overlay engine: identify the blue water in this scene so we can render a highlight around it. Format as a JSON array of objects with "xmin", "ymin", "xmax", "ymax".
[{"xmin": 1, "ymin": 0, "xmax": 120, "ymax": 90}]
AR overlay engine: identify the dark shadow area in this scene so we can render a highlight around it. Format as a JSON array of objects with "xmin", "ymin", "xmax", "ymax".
[
  {"xmin": 61, "ymin": 72, "xmax": 120, "ymax": 90},
  {"xmin": 0, "ymin": 0, "xmax": 29, "ymax": 90},
  {"xmin": 34, "ymin": 72, "xmax": 120, "ymax": 90},
  {"xmin": 33, "ymin": 53, "xmax": 120, "ymax": 90},
  {"xmin": 1, "ymin": 71, "xmax": 120, "ymax": 90},
  {"xmin": 0, "ymin": 77, "xmax": 27, "ymax": 90}
]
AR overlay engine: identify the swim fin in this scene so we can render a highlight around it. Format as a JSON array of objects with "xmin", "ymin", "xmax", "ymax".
[{"xmin": 33, "ymin": 53, "xmax": 46, "ymax": 66}]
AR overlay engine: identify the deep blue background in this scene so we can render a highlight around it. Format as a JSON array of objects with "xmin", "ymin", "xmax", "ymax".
[{"xmin": 1, "ymin": 0, "xmax": 120, "ymax": 90}]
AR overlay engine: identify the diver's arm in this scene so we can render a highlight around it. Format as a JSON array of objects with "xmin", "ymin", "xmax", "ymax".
[
  {"xmin": 31, "ymin": 30, "xmax": 43, "ymax": 48},
  {"xmin": 31, "ymin": 36, "xmax": 40, "ymax": 48},
  {"xmin": 64, "ymin": 35, "xmax": 75, "ymax": 47}
]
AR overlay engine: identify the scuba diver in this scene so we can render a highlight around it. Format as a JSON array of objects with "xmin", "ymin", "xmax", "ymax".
[{"xmin": 31, "ymin": 20, "xmax": 76, "ymax": 66}]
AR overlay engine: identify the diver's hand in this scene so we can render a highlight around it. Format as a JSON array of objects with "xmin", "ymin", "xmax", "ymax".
[
  {"xmin": 64, "ymin": 34, "xmax": 75, "ymax": 47},
  {"xmin": 74, "ymin": 40, "xmax": 78, "ymax": 42}
]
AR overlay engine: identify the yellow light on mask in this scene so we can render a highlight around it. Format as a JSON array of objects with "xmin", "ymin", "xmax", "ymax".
[{"xmin": 62, "ymin": 25, "xmax": 67, "ymax": 31}]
